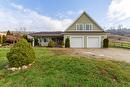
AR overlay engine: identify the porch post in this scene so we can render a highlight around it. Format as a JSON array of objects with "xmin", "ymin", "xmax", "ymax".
[{"xmin": 32, "ymin": 38, "xmax": 35, "ymax": 47}]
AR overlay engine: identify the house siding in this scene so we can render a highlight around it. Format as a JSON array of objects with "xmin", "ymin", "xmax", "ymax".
[{"xmin": 66, "ymin": 13, "xmax": 102, "ymax": 31}]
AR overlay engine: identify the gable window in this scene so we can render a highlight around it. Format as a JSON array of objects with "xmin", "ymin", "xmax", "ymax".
[{"xmin": 76, "ymin": 24, "xmax": 93, "ymax": 31}]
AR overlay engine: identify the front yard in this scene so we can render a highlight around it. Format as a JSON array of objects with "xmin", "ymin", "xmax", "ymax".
[{"xmin": 0, "ymin": 47, "xmax": 130, "ymax": 87}]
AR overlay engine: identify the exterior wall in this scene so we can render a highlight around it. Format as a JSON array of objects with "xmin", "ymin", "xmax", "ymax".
[
  {"xmin": 64, "ymin": 33, "xmax": 107, "ymax": 48},
  {"xmin": 66, "ymin": 13, "xmax": 102, "ymax": 31},
  {"xmin": 38, "ymin": 37, "xmax": 50, "ymax": 46},
  {"xmin": 35, "ymin": 36, "xmax": 64, "ymax": 47}
]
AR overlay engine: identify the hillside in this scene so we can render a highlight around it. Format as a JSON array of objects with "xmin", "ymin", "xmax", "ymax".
[
  {"xmin": 107, "ymin": 29, "xmax": 130, "ymax": 36},
  {"xmin": 108, "ymin": 34, "xmax": 130, "ymax": 42}
]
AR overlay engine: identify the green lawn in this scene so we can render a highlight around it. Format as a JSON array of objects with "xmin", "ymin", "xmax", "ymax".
[{"xmin": 0, "ymin": 47, "xmax": 130, "ymax": 87}]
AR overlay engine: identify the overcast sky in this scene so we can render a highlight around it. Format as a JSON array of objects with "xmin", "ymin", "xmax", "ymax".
[{"xmin": 0, "ymin": 0, "xmax": 130, "ymax": 31}]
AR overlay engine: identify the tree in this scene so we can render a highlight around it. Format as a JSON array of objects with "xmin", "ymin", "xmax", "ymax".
[
  {"xmin": 6, "ymin": 30, "xmax": 11, "ymax": 35},
  {"xmin": 103, "ymin": 38, "xmax": 109, "ymax": 48},
  {"xmin": 2, "ymin": 35, "xmax": 6, "ymax": 43},
  {"xmin": 7, "ymin": 39, "xmax": 36, "ymax": 67},
  {"xmin": 0, "ymin": 36, "xmax": 2, "ymax": 44},
  {"xmin": 118, "ymin": 24, "xmax": 123, "ymax": 30},
  {"xmin": 65, "ymin": 38, "xmax": 70, "ymax": 48},
  {"xmin": 6, "ymin": 35, "xmax": 16, "ymax": 43}
]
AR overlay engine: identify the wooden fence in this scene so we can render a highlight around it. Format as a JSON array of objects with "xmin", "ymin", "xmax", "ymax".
[{"xmin": 109, "ymin": 41, "xmax": 130, "ymax": 49}]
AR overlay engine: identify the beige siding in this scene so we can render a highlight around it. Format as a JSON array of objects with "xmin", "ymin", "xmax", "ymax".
[{"xmin": 66, "ymin": 13, "xmax": 102, "ymax": 31}]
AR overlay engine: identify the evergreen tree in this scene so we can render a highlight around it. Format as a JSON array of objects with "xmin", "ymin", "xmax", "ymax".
[
  {"xmin": 6, "ymin": 30, "xmax": 11, "ymax": 35},
  {"xmin": 65, "ymin": 38, "xmax": 70, "ymax": 48}
]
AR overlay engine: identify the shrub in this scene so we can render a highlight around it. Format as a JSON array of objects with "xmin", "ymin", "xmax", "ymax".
[
  {"xmin": 61, "ymin": 41, "xmax": 64, "ymax": 47},
  {"xmin": 103, "ymin": 38, "xmax": 109, "ymax": 48},
  {"xmin": 7, "ymin": 39, "xmax": 36, "ymax": 67},
  {"xmin": 65, "ymin": 38, "xmax": 70, "ymax": 48},
  {"xmin": 48, "ymin": 40, "xmax": 56, "ymax": 47}
]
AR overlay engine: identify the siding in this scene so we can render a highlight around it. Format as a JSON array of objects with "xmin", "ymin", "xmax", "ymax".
[{"xmin": 66, "ymin": 13, "xmax": 102, "ymax": 31}]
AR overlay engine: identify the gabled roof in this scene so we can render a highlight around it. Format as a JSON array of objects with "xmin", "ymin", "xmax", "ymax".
[{"xmin": 65, "ymin": 11, "xmax": 104, "ymax": 31}]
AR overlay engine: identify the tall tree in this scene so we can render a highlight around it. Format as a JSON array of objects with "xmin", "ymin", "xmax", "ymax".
[
  {"xmin": 6, "ymin": 30, "xmax": 11, "ymax": 35},
  {"xmin": 2, "ymin": 35, "xmax": 6, "ymax": 43}
]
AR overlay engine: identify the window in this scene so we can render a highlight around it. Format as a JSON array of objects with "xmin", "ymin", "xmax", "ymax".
[
  {"xmin": 44, "ymin": 38, "xmax": 48, "ymax": 42},
  {"xmin": 76, "ymin": 24, "xmax": 93, "ymax": 31},
  {"xmin": 85, "ymin": 24, "xmax": 89, "ymax": 30},
  {"xmin": 80, "ymin": 24, "xmax": 84, "ymax": 30}
]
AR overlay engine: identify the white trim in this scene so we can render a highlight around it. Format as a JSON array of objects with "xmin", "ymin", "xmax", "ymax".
[
  {"xmin": 76, "ymin": 23, "xmax": 93, "ymax": 31},
  {"xmin": 90, "ymin": 24, "xmax": 93, "ymax": 30},
  {"xmin": 76, "ymin": 24, "xmax": 77, "ymax": 30},
  {"xmin": 87, "ymin": 36, "xmax": 101, "ymax": 48},
  {"xmin": 32, "ymin": 38, "xmax": 35, "ymax": 47},
  {"xmin": 70, "ymin": 35, "xmax": 84, "ymax": 48}
]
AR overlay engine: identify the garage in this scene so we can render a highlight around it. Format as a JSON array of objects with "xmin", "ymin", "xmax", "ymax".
[
  {"xmin": 87, "ymin": 36, "xmax": 101, "ymax": 48},
  {"xmin": 70, "ymin": 36, "xmax": 84, "ymax": 48}
]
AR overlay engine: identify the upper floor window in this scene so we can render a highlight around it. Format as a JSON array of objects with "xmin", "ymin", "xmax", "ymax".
[{"xmin": 76, "ymin": 24, "xmax": 93, "ymax": 31}]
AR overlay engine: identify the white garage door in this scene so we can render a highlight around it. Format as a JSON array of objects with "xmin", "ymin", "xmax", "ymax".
[
  {"xmin": 70, "ymin": 36, "xmax": 84, "ymax": 48},
  {"xmin": 87, "ymin": 36, "xmax": 101, "ymax": 48}
]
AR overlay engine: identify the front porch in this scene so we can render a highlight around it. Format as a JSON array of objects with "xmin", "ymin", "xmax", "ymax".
[
  {"xmin": 29, "ymin": 31, "xmax": 64, "ymax": 47},
  {"xmin": 37, "ymin": 36, "xmax": 64, "ymax": 47}
]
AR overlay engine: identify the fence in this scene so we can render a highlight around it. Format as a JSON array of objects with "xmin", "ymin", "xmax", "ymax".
[{"xmin": 109, "ymin": 41, "xmax": 130, "ymax": 49}]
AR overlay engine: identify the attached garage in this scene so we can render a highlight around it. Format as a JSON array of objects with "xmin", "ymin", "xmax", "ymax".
[
  {"xmin": 70, "ymin": 36, "xmax": 84, "ymax": 48},
  {"xmin": 69, "ymin": 36, "xmax": 102, "ymax": 48},
  {"xmin": 87, "ymin": 36, "xmax": 101, "ymax": 48}
]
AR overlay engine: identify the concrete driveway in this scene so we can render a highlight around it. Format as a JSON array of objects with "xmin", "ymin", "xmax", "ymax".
[{"xmin": 74, "ymin": 48, "xmax": 130, "ymax": 63}]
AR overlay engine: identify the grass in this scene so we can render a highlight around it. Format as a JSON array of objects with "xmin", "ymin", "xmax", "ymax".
[{"xmin": 0, "ymin": 47, "xmax": 130, "ymax": 87}]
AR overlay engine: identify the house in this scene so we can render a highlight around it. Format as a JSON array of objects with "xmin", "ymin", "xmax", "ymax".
[
  {"xmin": 0, "ymin": 33, "xmax": 6, "ymax": 36},
  {"xmin": 30, "ymin": 32, "xmax": 64, "ymax": 47},
  {"xmin": 30, "ymin": 12, "xmax": 107, "ymax": 48},
  {"xmin": 0, "ymin": 33, "xmax": 6, "ymax": 44}
]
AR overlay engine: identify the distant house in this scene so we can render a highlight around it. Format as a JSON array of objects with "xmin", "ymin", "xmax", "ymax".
[
  {"xmin": 30, "ymin": 12, "xmax": 107, "ymax": 48},
  {"xmin": 0, "ymin": 33, "xmax": 6, "ymax": 36},
  {"xmin": 0, "ymin": 33, "xmax": 6, "ymax": 44}
]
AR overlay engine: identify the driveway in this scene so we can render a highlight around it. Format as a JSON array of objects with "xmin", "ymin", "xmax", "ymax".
[
  {"xmin": 51, "ymin": 48, "xmax": 130, "ymax": 63},
  {"xmin": 74, "ymin": 48, "xmax": 130, "ymax": 63}
]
